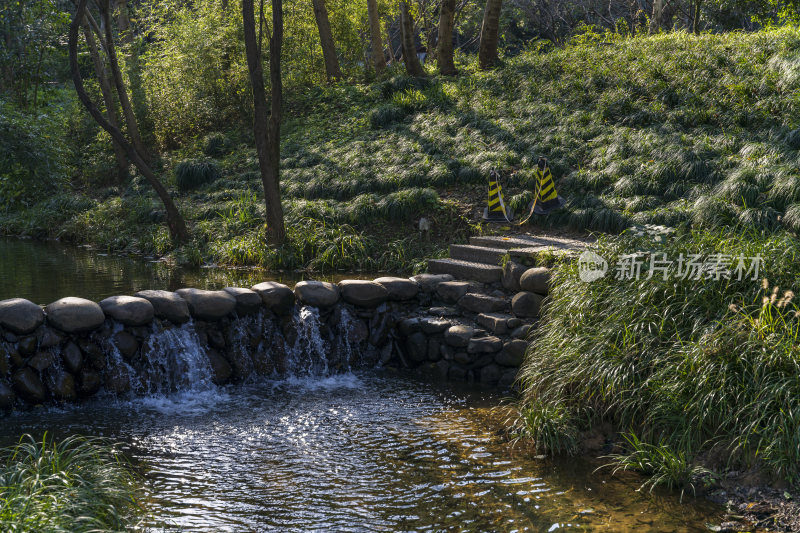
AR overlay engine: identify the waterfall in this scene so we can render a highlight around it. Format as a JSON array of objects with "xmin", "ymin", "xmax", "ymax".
[{"xmin": 138, "ymin": 322, "xmax": 213, "ymax": 395}]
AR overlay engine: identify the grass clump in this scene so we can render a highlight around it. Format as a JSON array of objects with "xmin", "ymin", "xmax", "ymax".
[
  {"xmin": 517, "ymin": 228, "xmax": 800, "ymax": 484},
  {"xmin": 0, "ymin": 434, "xmax": 144, "ymax": 531},
  {"xmin": 174, "ymin": 159, "xmax": 221, "ymax": 191},
  {"xmin": 203, "ymin": 132, "xmax": 233, "ymax": 158}
]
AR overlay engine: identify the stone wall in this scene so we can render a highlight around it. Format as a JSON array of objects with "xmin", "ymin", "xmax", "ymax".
[{"xmin": 0, "ymin": 266, "xmax": 550, "ymax": 412}]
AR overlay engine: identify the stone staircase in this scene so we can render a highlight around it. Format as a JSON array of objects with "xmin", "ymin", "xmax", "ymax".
[{"xmin": 428, "ymin": 234, "xmax": 589, "ymax": 284}]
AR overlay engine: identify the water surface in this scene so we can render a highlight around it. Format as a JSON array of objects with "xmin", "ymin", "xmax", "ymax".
[{"xmin": 2, "ymin": 372, "xmax": 723, "ymax": 532}]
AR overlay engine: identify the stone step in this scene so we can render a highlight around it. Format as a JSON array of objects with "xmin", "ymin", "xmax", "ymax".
[
  {"xmin": 470, "ymin": 234, "xmax": 588, "ymax": 253},
  {"xmin": 427, "ymin": 259, "xmax": 502, "ymax": 284},
  {"xmin": 449, "ymin": 244, "xmax": 507, "ymax": 265}
]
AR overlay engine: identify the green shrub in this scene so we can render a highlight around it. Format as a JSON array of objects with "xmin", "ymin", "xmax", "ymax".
[
  {"xmin": 0, "ymin": 434, "xmax": 144, "ymax": 531},
  {"xmin": 203, "ymin": 132, "xmax": 233, "ymax": 158},
  {"xmin": 175, "ymin": 159, "xmax": 221, "ymax": 191},
  {"xmin": 369, "ymin": 104, "xmax": 409, "ymax": 129}
]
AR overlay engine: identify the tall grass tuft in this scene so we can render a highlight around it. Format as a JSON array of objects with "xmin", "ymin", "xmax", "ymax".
[
  {"xmin": 517, "ymin": 229, "xmax": 800, "ymax": 484},
  {"xmin": 0, "ymin": 434, "xmax": 144, "ymax": 531},
  {"xmin": 174, "ymin": 159, "xmax": 221, "ymax": 191}
]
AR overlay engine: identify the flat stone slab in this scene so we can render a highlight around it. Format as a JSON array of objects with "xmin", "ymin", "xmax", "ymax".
[
  {"xmin": 427, "ymin": 259, "xmax": 502, "ymax": 284},
  {"xmin": 224, "ymin": 287, "xmax": 263, "ymax": 315},
  {"xmin": 0, "ymin": 298, "xmax": 44, "ymax": 335},
  {"xmin": 251, "ymin": 282, "xmax": 295, "ymax": 315},
  {"xmin": 467, "ymin": 336, "xmax": 503, "ymax": 354},
  {"xmin": 176, "ymin": 289, "xmax": 236, "ymax": 321},
  {"xmin": 46, "ymin": 297, "xmax": 105, "ymax": 333},
  {"xmin": 99, "ymin": 295, "xmax": 155, "ymax": 326},
  {"xmin": 410, "ymin": 273, "xmax": 454, "ymax": 292},
  {"xmin": 448, "ymin": 244, "xmax": 508, "ymax": 265},
  {"xmin": 135, "ymin": 290, "xmax": 191, "ymax": 324},
  {"xmin": 373, "ymin": 277, "xmax": 419, "ymax": 301},
  {"xmin": 294, "ymin": 281, "xmax": 339, "ymax": 308},
  {"xmin": 419, "ymin": 318, "xmax": 450, "ymax": 334},
  {"xmin": 476, "ymin": 313, "xmax": 515, "ymax": 335},
  {"xmin": 339, "ymin": 280, "xmax": 389, "ymax": 308},
  {"xmin": 458, "ymin": 293, "xmax": 508, "ymax": 314},
  {"xmin": 470, "ymin": 234, "xmax": 589, "ymax": 251}
]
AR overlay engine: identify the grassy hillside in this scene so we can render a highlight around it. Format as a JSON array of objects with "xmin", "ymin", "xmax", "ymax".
[{"xmin": 4, "ymin": 26, "xmax": 800, "ymax": 271}]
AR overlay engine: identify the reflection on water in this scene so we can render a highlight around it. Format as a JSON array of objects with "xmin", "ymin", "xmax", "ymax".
[
  {"xmin": 1, "ymin": 371, "xmax": 723, "ymax": 532},
  {"xmin": 0, "ymin": 238, "xmax": 377, "ymax": 304}
]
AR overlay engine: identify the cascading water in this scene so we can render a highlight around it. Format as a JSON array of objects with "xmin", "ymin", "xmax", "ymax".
[{"xmin": 138, "ymin": 322, "xmax": 214, "ymax": 395}]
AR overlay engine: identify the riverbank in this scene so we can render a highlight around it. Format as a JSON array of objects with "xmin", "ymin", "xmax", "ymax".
[{"xmin": 515, "ymin": 227, "xmax": 800, "ymax": 531}]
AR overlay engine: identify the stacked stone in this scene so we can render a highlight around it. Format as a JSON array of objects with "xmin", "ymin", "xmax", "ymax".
[
  {"xmin": 0, "ymin": 264, "xmax": 550, "ymax": 412},
  {"xmin": 390, "ymin": 263, "xmax": 550, "ymax": 389}
]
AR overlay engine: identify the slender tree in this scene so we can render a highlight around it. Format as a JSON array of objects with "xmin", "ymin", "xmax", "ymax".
[
  {"xmin": 242, "ymin": 0, "xmax": 286, "ymax": 244},
  {"xmin": 311, "ymin": 0, "xmax": 342, "ymax": 81},
  {"xmin": 367, "ymin": 0, "xmax": 386, "ymax": 75},
  {"xmin": 68, "ymin": 0, "xmax": 188, "ymax": 243},
  {"xmin": 437, "ymin": 0, "xmax": 457, "ymax": 75},
  {"xmin": 478, "ymin": 0, "xmax": 502, "ymax": 70},
  {"xmin": 651, "ymin": 0, "xmax": 664, "ymax": 32},
  {"xmin": 83, "ymin": 22, "xmax": 128, "ymax": 182},
  {"xmin": 399, "ymin": 1, "xmax": 425, "ymax": 77}
]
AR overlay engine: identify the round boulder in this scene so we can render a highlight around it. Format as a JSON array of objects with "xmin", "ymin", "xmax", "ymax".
[
  {"xmin": 176, "ymin": 288, "xmax": 237, "ymax": 321},
  {"xmin": 134, "ymin": 290, "xmax": 190, "ymax": 324},
  {"xmin": 45, "ymin": 297, "xmax": 105, "ymax": 333},
  {"xmin": 444, "ymin": 325, "xmax": 474, "ymax": 348},
  {"xmin": 78, "ymin": 368, "xmax": 102, "ymax": 397},
  {"xmin": 207, "ymin": 349, "xmax": 233, "ymax": 385},
  {"xmin": 47, "ymin": 370, "xmax": 77, "ymax": 402},
  {"xmin": 61, "ymin": 342, "xmax": 83, "ymax": 374},
  {"xmin": 339, "ymin": 280, "xmax": 389, "ymax": 308},
  {"xmin": 223, "ymin": 287, "xmax": 263, "ymax": 315},
  {"xmin": 496, "ymin": 339, "xmax": 528, "ymax": 367},
  {"xmin": 511, "ymin": 291, "xmax": 544, "ymax": 318},
  {"xmin": 373, "ymin": 277, "xmax": 419, "ymax": 301},
  {"xmin": 99, "ymin": 295, "xmax": 155, "ymax": 326},
  {"xmin": 294, "ymin": 281, "xmax": 339, "ymax": 308},
  {"xmin": 0, "ymin": 298, "xmax": 44, "ymax": 335},
  {"xmin": 251, "ymin": 282, "xmax": 295, "ymax": 315},
  {"xmin": 12, "ymin": 368, "xmax": 45, "ymax": 404},
  {"xmin": 520, "ymin": 267, "xmax": 551, "ymax": 295}
]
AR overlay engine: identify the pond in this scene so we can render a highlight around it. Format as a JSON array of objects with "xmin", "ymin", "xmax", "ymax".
[
  {"xmin": 0, "ymin": 238, "xmax": 725, "ymax": 531},
  {"xmin": 0, "ymin": 237, "xmax": 374, "ymax": 304}
]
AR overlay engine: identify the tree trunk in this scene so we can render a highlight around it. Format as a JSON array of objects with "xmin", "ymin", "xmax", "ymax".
[
  {"xmin": 97, "ymin": 1, "xmax": 151, "ymax": 165},
  {"xmin": 83, "ymin": 23, "xmax": 128, "ymax": 183},
  {"xmin": 113, "ymin": 0, "xmax": 132, "ymax": 44},
  {"xmin": 311, "ymin": 0, "xmax": 341, "ymax": 81},
  {"xmin": 242, "ymin": 0, "xmax": 286, "ymax": 245},
  {"xmin": 651, "ymin": 0, "xmax": 663, "ymax": 33},
  {"xmin": 399, "ymin": 1, "xmax": 425, "ymax": 77},
  {"xmin": 692, "ymin": 0, "xmax": 702, "ymax": 34},
  {"xmin": 69, "ymin": 0, "xmax": 188, "ymax": 243},
  {"xmin": 437, "ymin": 0, "xmax": 457, "ymax": 75},
  {"xmin": 367, "ymin": 0, "xmax": 385, "ymax": 74},
  {"xmin": 478, "ymin": 0, "xmax": 502, "ymax": 70}
]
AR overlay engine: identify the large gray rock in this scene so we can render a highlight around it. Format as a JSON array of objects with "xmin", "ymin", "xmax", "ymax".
[
  {"xmin": 496, "ymin": 339, "xmax": 528, "ymax": 367},
  {"xmin": 61, "ymin": 342, "xmax": 83, "ymax": 374},
  {"xmin": 27, "ymin": 352, "xmax": 57, "ymax": 372},
  {"xmin": 436, "ymin": 281, "xmax": 471, "ymax": 303},
  {"xmin": 520, "ymin": 267, "xmax": 551, "ymax": 295},
  {"xmin": 420, "ymin": 318, "xmax": 450, "ymax": 334},
  {"xmin": 0, "ymin": 298, "xmax": 44, "ymax": 335},
  {"xmin": 224, "ymin": 287, "xmax": 263, "ymax": 315},
  {"xmin": 467, "ymin": 336, "xmax": 503, "ymax": 354},
  {"xmin": 512, "ymin": 291, "xmax": 544, "ymax": 318},
  {"xmin": 207, "ymin": 348, "xmax": 233, "ymax": 384},
  {"xmin": 99, "ymin": 295, "xmax": 155, "ymax": 326},
  {"xmin": 45, "ymin": 297, "xmax": 105, "ymax": 333},
  {"xmin": 294, "ymin": 281, "xmax": 339, "ymax": 308},
  {"xmin": 78, "ymin": 368, "xmax": 102, "ymax": 397},
  {"xmin": 251, "ymin": 282, "xmax": 295, "ymax": 315},
  {"xmin": 410, "ymin": 273, "xmax": 454, "ymax": 292},
  {"xmin": 37, "ymin": 327, "xmax": 63, "ymax": 349},
  {"xmin": 0, "ymin": 380, "xmax": 14, "ymax": 409},
  {"xmin": 373, "ymin": 277, "xmax": 419, "ymax": 300},
  {"xmin": 176, "ymin": 288, "xmax": 236, "ymax": 321},
  {"xmin": 458, "ymin": 293, "xmax": 508, "ymax": 314},
  {"xmin": 444, "ymin": 325, "xmax": 474, "ymax": 348},
  {"xmin": 47, "ymin": 370, "xmax": 76, "ymax": 402},
  {"xmin": 502, "ymin": 261, "xmax": 527, "ymax": 292},
  {"xmin": 339, "ymin": 280, "xmax": 389, "ymax": 308},
  {"xmin": 135, "ymin": 290, "xmax": 190, "ymax": 324},
  {"xmin": 113, "ymin": 331, "xmax": 139, "ymax": 360},
  {"xmin": 12, "ymin": 368, "xmax": 45, "ymax": 404}
]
